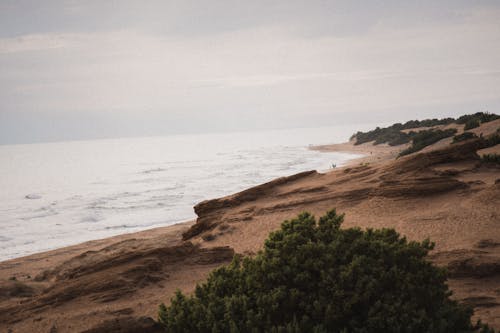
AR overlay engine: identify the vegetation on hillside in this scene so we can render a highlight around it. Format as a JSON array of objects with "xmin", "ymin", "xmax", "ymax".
[
  {"xmin": 464, "ymin": 119, "xmax": 480, "ymax": 130},
  {"xmin": 351, "ymin": 112, "xmax": 499, "ymax": 147},
  {"xmin": 158, "ymin": 210, "xmax": 494, "ymax": 333},
  {"xmin": 399, "ymin": 128, "xmax": 457, "ymax": 156},
  {"xmin": 482, "ymin": 129, "xmax": 500, "ymax": 148},
  {"xmin": 456, "ymin": 112, "xmax": 500, "ymax": 125},
  {"xmin": 452, "ymin": 132, "xmax": 478, "ymax": 143},
  {"xmin": 351, "ymin": 126, "xmax": 413, "ymax": 146}
]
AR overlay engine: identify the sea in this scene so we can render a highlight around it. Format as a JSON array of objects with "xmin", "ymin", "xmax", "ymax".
[{"xmin": 0, "ymin": 125, "xmax": 371, "ymax": 261}]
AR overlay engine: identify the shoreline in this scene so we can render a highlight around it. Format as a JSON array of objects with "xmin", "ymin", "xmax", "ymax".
[
  {"xmin": 310, "ymin": 139, "xmax": 407, "ymax": 168},
  {"xmin": 1, "ymin": 122, "xmax": 499, "ymax": 331},
  {"xmin": 0, "ymin": 141, "xmax": 367, "ymax": 265},
  {"xmin": 0, "ymin": 221, "xmax": 194, "ymax": 280},
  {"xmin": 0, "ymin": 135, "xmax": 481, "ymax": 271}
]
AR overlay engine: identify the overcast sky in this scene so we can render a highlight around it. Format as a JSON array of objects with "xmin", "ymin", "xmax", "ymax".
[{"xmin": 1, "ymin": 1, "xmax": 500, "ymax": 144}]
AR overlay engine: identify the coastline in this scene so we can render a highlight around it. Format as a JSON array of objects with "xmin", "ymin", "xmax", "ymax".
[
  {"xmin": 1, "ymin": 124, "xmax": 499, "ymax": 332},
  {"xmin": 0, "ymin": 142, "xmax": 371, "ymax": 333},
  {"xmin": 0, "ymin": 221, "xmax": 194, "ymax": 280},
  {"xmin": 0, "ymin": 126, "xmax": 361, "ymax": 262},
  {"xmin": 0, "ymin": 141, "xmax": 366, "ymax": 265}
]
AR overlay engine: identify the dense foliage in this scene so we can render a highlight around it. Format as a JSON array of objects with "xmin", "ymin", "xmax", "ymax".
[
  {"xmin": 351, "ymin": 126, "xmax": 412, "ymax": 146},
  {"xmin": 452, "ymin": 132, "xmax": 478, "ymax": 143},
  {"xmin": 399, "ymin": 128, "xmax": 457, "ymax": 156},
  {"xmin": 399, "ymin": 117, "xmax": 456, "ymax": 128},
  {"xmin": 158, "ymin": 210, "xmax": 493, "ymax": 333},
  {"xmin": 464, "ymin": 119, "xmax": 480, "ymax": 130},
  {"xmin": 351, "ymin": 118, "xmax": 455, "ymax": 145},
  {"xmin": 456, "ymin": 112, "xmax": 500, "ymax": 125},
  {"xmin": 482, "ymin": 130, "xmax": 500, "ymax": 148},
  {"xmin": 351, "ymin": 112, "xmax": 499, "ymax": 147}
]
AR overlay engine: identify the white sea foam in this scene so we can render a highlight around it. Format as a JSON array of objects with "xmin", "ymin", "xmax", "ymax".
[{"xmin": 0, "ymin": 125, "xmax": 371, "ymax": 260}]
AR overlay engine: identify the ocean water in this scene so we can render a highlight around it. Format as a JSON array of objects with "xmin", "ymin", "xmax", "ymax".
[{"xmin": 0, "ymin": 126, "xmax": 367, "ymax": 261}]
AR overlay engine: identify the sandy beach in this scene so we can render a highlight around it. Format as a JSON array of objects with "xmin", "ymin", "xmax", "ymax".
[{"xmin": 310, "ymin": 139, "xmax": 406, "ymax": 166}]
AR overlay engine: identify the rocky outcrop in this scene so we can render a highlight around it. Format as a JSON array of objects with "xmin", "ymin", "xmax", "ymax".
[
  {"xmin": 183, "ymin": 171, "xmax": 318, "ymax": 240},
  {"xmin": 0, "ymin": 242, "xmax": 234, "ymax": 326}
]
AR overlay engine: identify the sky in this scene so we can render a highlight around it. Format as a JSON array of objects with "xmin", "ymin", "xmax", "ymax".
[{"xmin": 1, "ymin": 0, "xmax": 500, "ymax": 144}]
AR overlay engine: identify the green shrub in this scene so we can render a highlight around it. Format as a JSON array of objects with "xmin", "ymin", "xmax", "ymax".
[
  {"xmin": 456, "ymin": 112, "xmax": 500, "ymax": 125},
  {"xmin": 351, "ymin": 113, "xmax": 499, "ymax": 146},
  {"xmin": 399, "ymin": 128, "xmax": 457, "ymax": 156},
  {"xmin": 453, "ymin": 132, "xmax": 478, "ymax": 143},
  {"xmin": 400, "ymin": 117, "xmax": 455, "ymax": 129},
  {"xmin": 482, "ymin": 132, "xmax": 500, "ymax": 148},
  {"xmin": 353, "ymin": 126, "xmax": 412, "ymax": 146},
  {"xmin": 158, "ymin": 210, "xmax": 493, "ymax": 333},
  {"xmin": 464, "ymin": 119, "xmax": 480, "ymax": 130},
  {"xmin": 352, "ymin": 118, "xmax": 454, "ymax": 146}
]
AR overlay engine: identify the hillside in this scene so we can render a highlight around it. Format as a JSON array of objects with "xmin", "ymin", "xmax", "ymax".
[{"xmin": 0, "ymin": 117, "xmax": 499, "ymax": 332}]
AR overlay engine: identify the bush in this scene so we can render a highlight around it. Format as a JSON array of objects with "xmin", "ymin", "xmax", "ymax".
[
  {"xmin": 456, "ymin": 112, "xmax": 500, "ymax": 125},
  {"xmin": 351, "ymin": 118, "xmax": 457, "ymax": 146},
  {"xmin": 352, "ymin": 126, "xmax": 412, "ymax": 146},
  {"xmin": 401, "ymin": 117, "xmax": 455, "ymax": 129},
  {"xmin": 158, "ymin": 210, "xmax": 493, "ymax": 333},
  {"xmin": 482, "ymin": 132, "xmax": 500, "ymax": 148},
  {"xmin": 453, "ymin": 132, "xmax": 478, "ymax": 143},
  {"xmin": 399, "ymin": 128, "xmax": 457, "ymax": 156},
  {"xmin": 464, "ymin": 119, "xmax": 480, "ymax": 130},
  {"xmin": 351, "ymin": 113, "xmax": 499, "ymax": 146}
]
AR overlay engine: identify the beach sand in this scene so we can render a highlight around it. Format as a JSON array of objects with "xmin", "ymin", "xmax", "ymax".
[{"xmin": 310, "ymin": 139, "xmax": 406, "ymax": 166}]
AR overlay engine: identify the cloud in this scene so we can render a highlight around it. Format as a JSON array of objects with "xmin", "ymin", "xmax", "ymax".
[{"xmin": 1, "ymin": 1, "xmax": 500, "ymax": 143}]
